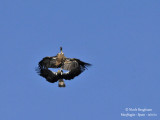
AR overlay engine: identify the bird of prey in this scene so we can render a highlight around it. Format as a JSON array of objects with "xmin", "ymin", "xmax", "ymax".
[{"xmin": 37, "ymin": 47, "xmax": 91, "ymax": 87}]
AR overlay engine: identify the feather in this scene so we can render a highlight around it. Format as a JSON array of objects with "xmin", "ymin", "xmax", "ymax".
[
  {"xmin": 36, "ymin": 68, "xmax": 59, "ymax": 83},
  {"xmin": 61, "ymin": 58, "xmax": 91, "ymax": 80},
  {"xmin": 39, "ymin": 56, "xmax": 59, "ymax": 69},
  {"xmin": 36, "ymin": 47, "xmax": 91, "ymax": 87}
]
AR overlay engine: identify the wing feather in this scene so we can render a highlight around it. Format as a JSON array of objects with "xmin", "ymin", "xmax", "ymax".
[
  {"xmin": 61, "ymin": 58, "xmax": 91, "ymax": 80},
  {"xmin": 36, "ymin": 68, "xmax": 59, "ymax": 83},
  {"xmin": 39, "ymin": 56, "xmax": 58, "ymax": 69},
  {"xmin": 37, "ymin": 57, "xmax": 91, "ymax": 82}
]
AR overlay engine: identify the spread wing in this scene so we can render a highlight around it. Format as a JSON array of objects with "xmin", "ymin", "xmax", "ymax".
[
  {"xmin": 37, "ymin": 57, "xmax": 91, "ymax": 82},
  {"xmin": 61, "ymin": 58, "xmax": 91, "ymax": 80},
  {"xmin": 39, "ymin": 56, "xmax": 58, "ymax": 69},
  {"xmin": 36, "ymin": 68, "xmax": 59, "ymax": 83}
]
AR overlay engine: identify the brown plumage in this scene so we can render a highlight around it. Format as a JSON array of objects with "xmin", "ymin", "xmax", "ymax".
[{"xmin": 37, "ymin": 47, "xmax": 91, "ymax": 87}]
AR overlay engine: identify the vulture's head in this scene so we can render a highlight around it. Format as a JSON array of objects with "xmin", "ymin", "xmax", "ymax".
[
  {"xmin": 57, "ymin": 47, "xmax": 64, "ymax": 55},
  {"xmin": 57, "ymin": 47, "xmax": 66, "ymax": 61}
]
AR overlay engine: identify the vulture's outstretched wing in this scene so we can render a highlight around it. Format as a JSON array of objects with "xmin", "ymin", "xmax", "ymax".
[
  {"xmin": 37, "ymin": 68, "xmax": 59, "ymax": 83},
  {"xmin": 61, "ymin": 58, "xmax": 91, "ymax": 80},
  {"xmin": 39, "ymin": 56, "xmax": 58, "ymax": 69}
]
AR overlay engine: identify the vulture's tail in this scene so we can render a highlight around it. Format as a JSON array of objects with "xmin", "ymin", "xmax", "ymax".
[{"xmin": 58, "ymin": 79, "xmax": 66, "ymax": 87}]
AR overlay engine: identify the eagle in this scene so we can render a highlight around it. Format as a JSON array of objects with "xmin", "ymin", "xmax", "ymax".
[{"xmin": 37, "ymin": 47, "xmax": 91, "ymax": 87}]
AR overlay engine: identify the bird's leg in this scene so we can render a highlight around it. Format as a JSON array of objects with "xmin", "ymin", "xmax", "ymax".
[{"xmin": 60, "ymin": 68, "xmax": 63, "ymax": 75}]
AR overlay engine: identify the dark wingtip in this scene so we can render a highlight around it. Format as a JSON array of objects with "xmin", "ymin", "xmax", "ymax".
[
  {"xmin": 73, "ymin": 58, "xmax": 92, "ymax": 68},
  {"xmin": 84, "ymin": 63, "xmax": 92, "ymax": 67},
  {"xmin": 35, "ymin": 66, "xmax": 41, "ymax": 74}
]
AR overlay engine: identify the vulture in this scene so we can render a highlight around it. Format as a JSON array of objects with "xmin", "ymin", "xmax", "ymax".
[{"xmin": 36, "ymin": 47, "xmax": 91, "ymax": 87}]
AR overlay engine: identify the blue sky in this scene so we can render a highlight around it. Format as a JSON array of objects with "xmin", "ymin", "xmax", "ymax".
[{"xmin": 0, "ymin": 0, "xmax": 160, "ymax": 120}]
